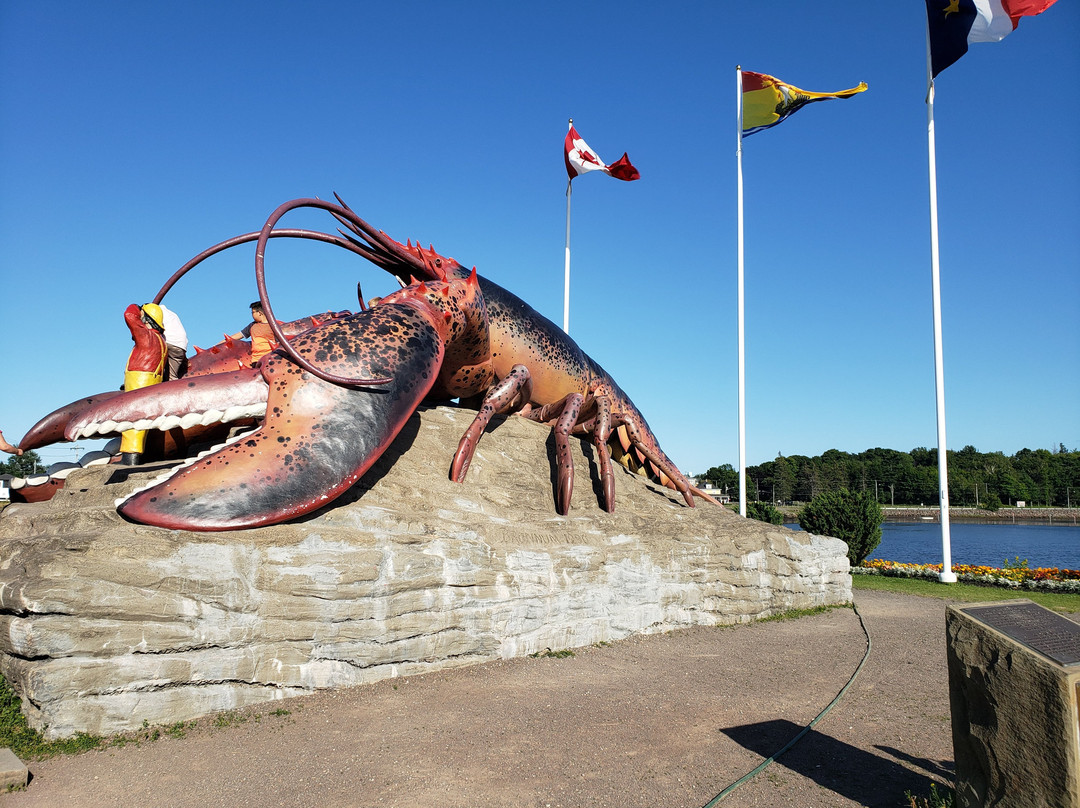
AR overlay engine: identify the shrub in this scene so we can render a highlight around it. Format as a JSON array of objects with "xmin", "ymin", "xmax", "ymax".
[
  {"xmin": 746, "ymin": 501, "xmax": 784, "ymax": 525},
  {"xmin": 981, "ymin": 492, "xmax": 1002, "ymax": 512},
  {"xmin": 906, "ymin": 783, "xmax": 955, "ymax": 807},
  {"xmin": 797, "ymin": 488, "xmax": 883, "ymax": 566}
]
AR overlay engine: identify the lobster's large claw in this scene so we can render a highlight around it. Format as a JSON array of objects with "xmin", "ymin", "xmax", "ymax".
[
  {"xmin": 73, "ymin": 306, "xmax": 446, "ymax": 531},
  {"xmin": 19, "ymin": 391, "xmax": 124, "ymax": 450},
  {"xmin": 67, "ymin": 369, "xmax": 269, "ymax": 441}
]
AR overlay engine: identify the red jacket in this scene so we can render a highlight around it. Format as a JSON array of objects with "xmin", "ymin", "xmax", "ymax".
[{"xmin": 124, "ymin": 304, "xmax": 166, "ymax": 376}]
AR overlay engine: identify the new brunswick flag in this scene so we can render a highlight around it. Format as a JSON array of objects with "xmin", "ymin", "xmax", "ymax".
[{"xmin": 741, "ymin": 71, "xmax": 868, "ymax": 136}]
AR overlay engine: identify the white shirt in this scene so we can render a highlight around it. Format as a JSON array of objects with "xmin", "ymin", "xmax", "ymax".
[{"xmin": 158, "ymin": 304, "xmax": 188, "ymax": 350}]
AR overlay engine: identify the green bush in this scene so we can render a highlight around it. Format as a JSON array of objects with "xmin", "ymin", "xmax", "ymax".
[
  {"xmin": 797, "ymin": 488, "xmax": 883, "ymax": 566},
  {"xmin": 746, "ymin": 501, "xmax": 784, "ymax": 525},
  {"xmin": 981, "ymin": 492, "xmax": 1002, "ymax": 512}
]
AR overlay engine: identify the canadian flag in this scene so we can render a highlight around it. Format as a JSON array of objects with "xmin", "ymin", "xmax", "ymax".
[{"xmin": 563, "ymin": 125, "xmax": 640, "ymax": 182}]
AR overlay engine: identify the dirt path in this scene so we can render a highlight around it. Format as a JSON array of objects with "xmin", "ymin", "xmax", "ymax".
[{"xmin": 7, "ymin": 590, "xmax": 956, "ymax": 808}]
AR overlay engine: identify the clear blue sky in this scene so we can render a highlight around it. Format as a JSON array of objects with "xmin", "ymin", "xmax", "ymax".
[{"xmin": 2, "ymin": 2, "xmax": 1077, "ymax": 474}]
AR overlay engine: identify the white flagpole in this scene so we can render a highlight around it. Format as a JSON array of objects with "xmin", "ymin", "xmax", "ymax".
[
  {"xmin": 563, "ymin": 118, "xmax": 573, "ymax": 334},
  {"xmin": 925, "ymin": 30, "xmax": 956, "ymax": 583},
  {"xmin": 736, "ymin": 66, "xmax": 747, "ymax": 518}
]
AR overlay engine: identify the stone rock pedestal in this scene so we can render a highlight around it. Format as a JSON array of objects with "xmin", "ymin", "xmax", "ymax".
[
  {"xmin": 947, "ymin": 600, "xmax": 1080, "ymax": 808},
  {"xmin": 0, "ymin": 406, "xmax": 850, "ymax": 739}
]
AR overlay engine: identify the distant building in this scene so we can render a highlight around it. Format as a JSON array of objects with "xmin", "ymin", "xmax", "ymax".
[{"xmin": 689, "ymin": 477, "xmax": 731, "ymax": 504}]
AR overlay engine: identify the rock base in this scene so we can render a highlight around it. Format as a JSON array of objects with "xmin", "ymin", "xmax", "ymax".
[{"xmin": 0, "ymin": 406, "xmax": 850, "ymax": 738}]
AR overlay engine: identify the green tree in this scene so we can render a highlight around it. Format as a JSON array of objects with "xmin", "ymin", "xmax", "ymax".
[
  {"xmin": 797, "ymin": 488, "xmax": 884, "ymax": 566},
  {"xmin": 792, "ymin": 456, "xmax": 819, "ymax": 501},
  {"xmin": 0, "ymin": 450, "xmax": 44, "ymax": 478},
  {"xmin": 819, "ymin": 449, "xmax": 853, "ymax": 492},
  {"xmin": 1014, "ymin": 448, "xmax": 1053, "ymax": 506},
  {"xmin": 773, "ymin": 455, "xmax": 796, "ymax": 503},
  {"xmin": 698, "ymin": 464, "xmax": 738, "ymax": 495},
  {"xmin": 746, "ymin": 501, "xmax": 783, "ymax": 525}
]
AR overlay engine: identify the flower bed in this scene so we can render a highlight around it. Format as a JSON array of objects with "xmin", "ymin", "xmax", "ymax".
[{"xmin": 855, "ymin": 558, "xmax": 1080, "ymax": 593}]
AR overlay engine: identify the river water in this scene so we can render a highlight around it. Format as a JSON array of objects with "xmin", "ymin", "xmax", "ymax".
[{"xmin": 788, "ymin": 522, "xmax": 1080, "ymax": 570}]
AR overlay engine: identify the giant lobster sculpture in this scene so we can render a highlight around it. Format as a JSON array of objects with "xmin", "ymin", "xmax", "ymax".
[{"xmin": 15, "ymin": 196, "xmax": 717, "ymax": 531}]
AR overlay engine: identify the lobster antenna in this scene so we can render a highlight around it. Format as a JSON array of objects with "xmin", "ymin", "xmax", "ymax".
[
  {"xmin": 255, "ymin": 197, "xmax": 394, "ymax": 387},
  {"xmin": 151, "ymin": 228, "xmax": 373, "ymax": 305}
]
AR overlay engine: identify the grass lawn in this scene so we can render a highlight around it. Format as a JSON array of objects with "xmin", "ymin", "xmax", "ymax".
[{"xmin": 852, "ymin": 573, "xmax": 1080, "ymax": 614}]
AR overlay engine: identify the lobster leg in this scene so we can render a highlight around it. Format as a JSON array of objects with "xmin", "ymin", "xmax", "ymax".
[
  {"xmin": 451, "ymin": 364, "xmax": 533, "ymax": 483},
  {"xmin": 525, "ymin": 393, "xmax": 585, "ymax": 515},
  {"xmin": 589, "ymin": 395, "xmax": 615, "ymax": 513},
  {"xmin": 616, "ymin": 417, "xmax": 696, "ymax": 508},
  {"xmin": 569, "ymin": 397, "xmax": 624, "ymax": 513}
]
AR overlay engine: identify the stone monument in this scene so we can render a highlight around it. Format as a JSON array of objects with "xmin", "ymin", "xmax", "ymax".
[{"xmin": 947, "ymin": 599, "xmax": 1080, "ymax": 807}]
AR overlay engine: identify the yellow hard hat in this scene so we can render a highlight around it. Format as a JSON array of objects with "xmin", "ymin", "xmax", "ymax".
[{"xmin": 140, "ymin": 303, "xmax": 165, "ymax": 331}]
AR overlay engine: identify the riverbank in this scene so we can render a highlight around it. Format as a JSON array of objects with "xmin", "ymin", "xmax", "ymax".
[
  {"xmin": 881, "ymin": 506, "xmax": 1079, "ymax": 524},
  {"xmin": 773, "ymin": 504, "xmax": 1080, "ymax": 525}
]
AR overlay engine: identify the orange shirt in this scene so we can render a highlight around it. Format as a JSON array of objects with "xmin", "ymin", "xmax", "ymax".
[{"xmin": 249, "ymin": 322, "xmax": 277, "ymax": 364}]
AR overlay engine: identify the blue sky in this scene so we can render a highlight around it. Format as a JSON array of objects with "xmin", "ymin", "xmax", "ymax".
[{"xmin": 2, "ymin": 1, "xmax": 1077, "ymax": 475}]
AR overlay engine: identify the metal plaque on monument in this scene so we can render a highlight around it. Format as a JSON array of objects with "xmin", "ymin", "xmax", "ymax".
[{"xmin": 947, "ymin": 599, "xmax": 1080, "ymax": 808}]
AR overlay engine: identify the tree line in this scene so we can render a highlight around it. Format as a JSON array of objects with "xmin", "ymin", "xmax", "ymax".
[{"xmin": 697, "ymin": 444, "xmax": 1080, "ymax": 509}]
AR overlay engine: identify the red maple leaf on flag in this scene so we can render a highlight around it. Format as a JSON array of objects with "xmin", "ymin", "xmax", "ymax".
[{"xmin": 575, "ymin": 147, "xmax": 601, "ymax": 167}]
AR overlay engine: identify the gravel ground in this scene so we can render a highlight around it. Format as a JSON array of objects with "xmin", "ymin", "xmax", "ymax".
[{"xmin": 8, "ymin": 589, "xmax": 958, "ymax": 808}]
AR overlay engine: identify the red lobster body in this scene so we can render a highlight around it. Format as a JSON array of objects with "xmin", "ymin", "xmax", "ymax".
[
  {"xmin": 57, "ymin": 197, "xmax": 714, "ymax": 530},
  {"xmin": 330, "ymin": 205, "xmax": 710, "ymax": 514}
]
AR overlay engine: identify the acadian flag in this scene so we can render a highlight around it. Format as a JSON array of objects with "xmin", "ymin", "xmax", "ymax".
[
  {"xmin": 741, "ymin": 71, "xmax": 868, "ymax": 136},
  {"xmin": 564, "ymin": 125, "xmax": 640, "ymax": 181},
  {"xmin": 926, "ymin": 0, "xmax": 1059, "ymax": 77}
]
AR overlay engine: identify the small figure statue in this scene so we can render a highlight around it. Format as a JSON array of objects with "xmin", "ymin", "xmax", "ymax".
[
  {"xmin": 158, "ymin": 303, "xmax": 189, "ymax": 380},
  {"xmin": 119, "ymin": 303, "xmax": 167, "ymax": 465},
  {"xmin": 230, "ymin": 301, "xmax": 279, "ymax": 366}
]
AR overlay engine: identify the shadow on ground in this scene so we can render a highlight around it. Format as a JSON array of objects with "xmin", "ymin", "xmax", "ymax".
[{"xmin": 722, "ymin": 719, "xmax": 953, "ymax": 807}]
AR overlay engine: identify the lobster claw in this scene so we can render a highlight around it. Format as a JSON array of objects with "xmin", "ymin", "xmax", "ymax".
[
  {"xmin": 72, "ymin": 305, "xmax": 448, "ymax": 531},
  {"xmin": 19, "ymin": 391, "xmax": 124, "ymax": 450}
]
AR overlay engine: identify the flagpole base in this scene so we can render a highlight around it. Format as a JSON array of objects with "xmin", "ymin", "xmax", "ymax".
[{"xmin": 939, "ymin": 571, "xmax": 958, "ymax": 584}]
